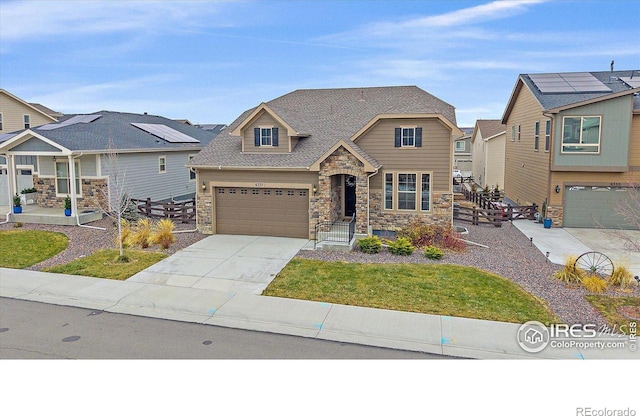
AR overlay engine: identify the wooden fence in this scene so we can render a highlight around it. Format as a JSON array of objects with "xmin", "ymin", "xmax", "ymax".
[
  {"xmin": 130, "ymin": 198, "xmax": 196, "ymax": 223},
  {"xmin": 455, "ymin": 188, "xmax": 538, "ymax": 227}
]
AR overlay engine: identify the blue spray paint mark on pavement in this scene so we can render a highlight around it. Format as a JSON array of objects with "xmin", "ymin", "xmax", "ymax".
[{"xmin": 441, "ymin": 337, "xmax": 451, "ymax": 345}]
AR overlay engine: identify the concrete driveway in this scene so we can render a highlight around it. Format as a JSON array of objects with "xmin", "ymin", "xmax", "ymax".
[{"xmin": 128, "ymin": 235, "xmax": 309, "ymax": 294}]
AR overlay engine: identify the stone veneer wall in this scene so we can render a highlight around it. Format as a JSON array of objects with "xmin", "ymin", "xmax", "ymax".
[
  {"xmin": 34, "ymin": 174, "xmax": 107, "ymax": 210},
  {"xmin": 314, "ymin": 147, "xmax": 368, "ymax": 234},
  {"xmin": 369, "ymin": 191, "xmax": 453, "ymax": 232},
  {"xmin": 197, "ymin": 191, "xmax": 213, "ymax": 234},
  {"xmin": 546, "ymin": 205, "xmax": 563, "ymax": 228}
]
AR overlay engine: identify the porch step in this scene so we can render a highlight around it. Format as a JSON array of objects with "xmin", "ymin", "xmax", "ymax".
[{"xmin": 315, "ymin": 238, "xmax": 357, "ymax": 252}]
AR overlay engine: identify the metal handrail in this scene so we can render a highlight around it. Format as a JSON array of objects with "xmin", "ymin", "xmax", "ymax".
[{"xmin": 314, "ymin": 214, "xmax": 356, "ymax": 248}]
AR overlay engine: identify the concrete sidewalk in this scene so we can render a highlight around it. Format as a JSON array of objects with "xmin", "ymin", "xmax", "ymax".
[{"xmin": 1, "ymin": 267, "xmax": 636, "ymax": 359}]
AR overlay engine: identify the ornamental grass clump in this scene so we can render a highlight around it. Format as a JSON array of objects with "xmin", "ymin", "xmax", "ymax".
[
  {"xmin": 151, "ymin": 219, "xmax": 176, "ymax": 249},
  {"xmin": 130, "ymin": 218, "xmax": 153, "ymax": 248},
  {"xmin": 607, "ymin": 264, "xmax": 638, "ymax": 290},
  {"xmin": 582, "ymin": 275, "xmax": 608, "ymax": 293},
  {"xmin": 387, "ymin": 237, "xmax": 414, "ymax": 256},
  {"xmin": 117, "ymin": 219, "xmax": 132, "ymax": 249},
  {"xmin": 357, "ymin": 235, "xmax": 382, "ymax": 254},
  {"xmin": 552, "ymin": 255, "xmax": 585, "ymax": 284}
]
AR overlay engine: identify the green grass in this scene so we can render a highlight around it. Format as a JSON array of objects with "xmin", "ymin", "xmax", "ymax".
[
  {"xmin": 585, "ymin": 295, "xmax": 640, "ymax": 334},
  {"xmin": 0, "ymin": 230, "xmax": 69, "ymax": 268},
  {"xmin": 43, "ymin": 249, "xmax": 167, "ymax": 280},
  {"xmin": 264, "ymin": 259, "xmax": 557, "ymax": 324}
]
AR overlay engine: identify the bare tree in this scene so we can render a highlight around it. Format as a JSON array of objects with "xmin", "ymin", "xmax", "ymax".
[
  {"xmin": 99, "ymin": 139, "xmax": 132, "ymax": 260},
  {"xmin": 613, "ymin": 184, "xmax": 640, "ymax": 252}
]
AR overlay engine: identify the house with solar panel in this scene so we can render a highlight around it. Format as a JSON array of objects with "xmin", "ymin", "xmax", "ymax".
[
  {"xmin": 188, "ymin": 86, "xmax": 463, "ymax": 244},
  {"xmin": 501, "ymin": 70, "xmax": 640, "ymax": 229},
  {"xmin": 0, "ymin": 111, "xmax": 221, "ymax": 224}
]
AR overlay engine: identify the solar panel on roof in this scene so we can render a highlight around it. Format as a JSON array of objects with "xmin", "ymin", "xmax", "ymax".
[
  {"xmin": 38, "ymin": 114, "xmax": 102, "ymax": 130},
  {"xmin": 529, "ymin": 73, "xmax": 611, "ymax": 94},
  {"xmin": 131, "ymin": 123, "xmax": 200, "ymax": 143},
  {"xmin": 620, "ymin": 77, "xmax": 640, "ymax": 89}
]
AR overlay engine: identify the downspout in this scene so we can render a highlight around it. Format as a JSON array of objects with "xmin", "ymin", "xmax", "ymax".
[
  {"xmin": 366, "ymin": 167, "xmax": 380, "ymax": 235},
  {"xmin": 71, "ymin": 153, "xmax": 106, "ymax": 231},
  {"xmin": 0, "ymin": 153, "xmax": 11, "ymax": 225},
  {"xmin": 1, "ymin": 154, "xmax": 17, "ymax": 225}
]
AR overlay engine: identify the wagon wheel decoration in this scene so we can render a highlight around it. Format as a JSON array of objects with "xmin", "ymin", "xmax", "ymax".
[{"xmin": 573, "ymin": 251, "xmax": 614, "ymax": 278}]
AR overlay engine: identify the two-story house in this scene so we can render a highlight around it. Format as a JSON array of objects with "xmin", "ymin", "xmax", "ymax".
[
  {"xmin": 0, "ymin": 89, "xmax": 60, "ymax": 206},
  {"xmin": 454, "ymin": 127, "xmax": 473, "ymax": 173},
  {"xmin": 189, "ymin": 86, "xmax": 462, "ymax": 240},
  {"xmin": 471, "ymin": 119, "xmax": 506, "ymax": 190},
  {"xmin": 501, "ymin": 70, "xmax": 640, "ymax": 229}
]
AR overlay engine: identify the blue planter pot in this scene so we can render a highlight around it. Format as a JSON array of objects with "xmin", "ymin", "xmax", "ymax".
[
  {"xmin": 543, "ymin": 218, "xmax": 552, "ymax": 229},
  {"xmin": 64, "ymin": 209, "xmax": 72, "ymax": 217},
  {"xmin": 13, "ymin": 206, "xmax": 22, "ymax": 214}
]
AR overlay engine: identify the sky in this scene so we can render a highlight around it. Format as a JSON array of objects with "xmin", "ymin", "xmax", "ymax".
[{"xmin": 1, "ymin": 0, "xmax": 639, "ymax": 128}]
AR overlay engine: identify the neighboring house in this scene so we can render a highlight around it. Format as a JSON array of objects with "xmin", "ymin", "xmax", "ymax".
[
  {"xmin": 471, "ymin": 120, "xmax": 506, "ymax": 190},
  {"xmin": 453, "ymin": 127, "xmax": 474, "ymax": 172},
  {"xmin": 0, "ymin": 89, "xmax": 60, "ymax": 206},
  {"xmin": 0, "ymin": 111, "xmax": 220, "ymax": 221},
  {"xmin": 189, "ymin": 86, "xmax": 463, "ymax": 239},
  {"xmin": 501, "ymin": 70, "xmax": 640, "ymax": 229}
]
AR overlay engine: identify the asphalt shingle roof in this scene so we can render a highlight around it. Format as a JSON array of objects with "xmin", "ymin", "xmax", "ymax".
[
  {"xmin": 476, "ymin": 120, "xmax": 505, "ymax": 140},
  {"xmin": 29, "ymin": 111, "xmax": 219, "ymax": 152},
  {"xmin": 192, "ymin": 86, "xmax": 457, "ymax": 168}
]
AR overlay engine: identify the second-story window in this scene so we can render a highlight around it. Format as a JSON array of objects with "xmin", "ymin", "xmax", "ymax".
[
  {"xmin": 261, "ymin": 128, "xmax": 272, "ymax": 146},
  {"xmin": 24, "ymin": 114, "xmax": 30, "ymax": 129},
  {"xmin": 0, "ymin": 113, "xmax": 4, "ymax": 131},
  {"xmin": 254, "ymin": 127, "xmax": 279, "ymax": 147},
  {"xmin": 455, "ymin": 141, "xmax": 465, "ymax": 152},
  {"xmin": 545, "ymin": 120, "xmax": 551, "ymax": 152},
  {"xmin": 394, "ymin": 127, "xmax": 422, "ymax": 148},
  {"xmin": 534, "ymin": 121, "xmax": 540, "ymax": 151}
]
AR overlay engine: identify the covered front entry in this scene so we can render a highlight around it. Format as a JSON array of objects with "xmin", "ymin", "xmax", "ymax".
[
  {"xmin": 564, "ymin": 185, "xmax": 638, "ymax": 229},
  {"xmin": 215, "ymin": 187, "xmax": 309, "ymax": 238}
]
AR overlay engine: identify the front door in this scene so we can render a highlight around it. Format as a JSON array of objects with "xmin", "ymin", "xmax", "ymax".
[{"xmin": 344, "ymin": 175, "xmax": 356, "ymax": 218}]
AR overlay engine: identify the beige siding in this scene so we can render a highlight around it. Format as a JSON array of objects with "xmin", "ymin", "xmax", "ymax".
[
  {"xmin": 355, "ymin": 118, "xmax": 452, "ymax": 191},
  {"xmin": 0, "ymin": 91, "xmax": 55, "ymax": 132},
  {"xmin": 471, "ymin": 130, "xmax": 486, "ymax": 187},
  {"xmin": 199, "ymin": 169, "xmax": 317, "ymax": 189},
  {"xmin": 504, "ymin": 86, "xmax": 549, "ymax": 206},
  {"xmin": 485, "ymin": 133, "xmax": 506, "ymax": 189},
  {"xmin": 242, "ymin": 112, "xmax": 290, "ymax": 153},
  {"xmin": 630, "ymin": 114, "xmax": 640, "ymax": 168}
]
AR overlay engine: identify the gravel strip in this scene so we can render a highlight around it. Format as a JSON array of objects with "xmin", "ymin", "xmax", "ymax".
[
  {"xmin": 1, "ymin": 217, "xmax": 207, "ymax": 271},
  {"xmin": 298, "ymin": 221, "xmax": 640, "ymax": 326}
]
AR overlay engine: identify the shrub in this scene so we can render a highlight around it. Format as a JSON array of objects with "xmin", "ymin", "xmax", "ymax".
[
  {"xmin": 423, "ymin": 245, "xmax": 443, "ymax": 260},
  {"xmin": 358, "ymin": 236, "xmax": 382, "ymax": 254},
  {"xmin": 387, "ymin": 237, "xmax": 414, "ymax": 256},
  {"xmin": 130, "ymin": 218, "xmax": 153, "ymax": 248},
  {"xmin": 582, "ymin": 275, "xmax": 608, "ymax": 293},
  {"xmin": 397, "ymin": 219, "xmax": 466, "ymax": 251},
  {"xmin": 151, "ymin": 219, "xmax": 176, "ymax": 249},
  {"xmin": 552, "ymin": 255, "xmax": 585, "ymax": 284},
  {"xmin": 607, "ymin": 265, "xmax": 638, "ymax": 290}
]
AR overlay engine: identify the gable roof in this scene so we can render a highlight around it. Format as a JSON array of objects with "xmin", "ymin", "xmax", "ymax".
[
  {"xmin": 0, "ymin": 111, "xmax": 220, "ymax": 153},
  {"xmin": 192, "ymin": 86, "xmax": 458, "ymax": 170},
  {"xmin": 474, "ymin": 119, "xmax": 505, "ymax": 142},
  {"xmin": 502, "ymin": 70, "xmax": 640, "ymax": 123},
  {"xmin": 0, "ymin": 89, "xmax": 59, "ymax": 123},
  {"xmin": 28, "ymin": 103, "xmax": 63, "ymax": 119}
]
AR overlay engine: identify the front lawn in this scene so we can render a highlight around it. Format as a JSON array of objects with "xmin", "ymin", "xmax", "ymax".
[
  {"xmin": 0, "ymin": 230, "xmax": 69, "ymax": 268},
  {"xmin": 585, "ymin": 295, "xmax": 640, "ymax": 334},
  {"xmin": 264, "ymin": 259, "xmax": 557, "ymax": 324},
  {"xmin": 43, "ymin": 249, "xmax": 167, "ymax": 280}
]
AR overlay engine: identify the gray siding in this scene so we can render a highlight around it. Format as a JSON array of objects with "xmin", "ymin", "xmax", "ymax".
[
  {"xmin": 101, "ymin": 151, "xmax": 196, "ymax": 200},
  {"xmin": 10, "ymin": 137, "xmax": 61, "ymax": 152}
]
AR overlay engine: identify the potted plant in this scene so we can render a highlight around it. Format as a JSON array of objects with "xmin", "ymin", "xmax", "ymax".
[
  {"xmin": 64, "ymin": 195, "xmax": 72, "ymax": 216},
  {"xmin": 12, "ymin": 194, "xmax": 22, "ymax": 214},
  {"xmin": 542, "ymin": 199, "xmax": 552, "ymax": 229}
]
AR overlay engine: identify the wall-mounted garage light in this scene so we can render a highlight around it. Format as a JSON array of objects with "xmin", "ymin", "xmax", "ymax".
[
  {"xmin": 312, "ymin": 184, "xmax": 317, "ymax": 194},
  {"xmin": 555, "ymin": 185, "xmax": 561, "ymax": 194},
  {"xmin": 202, "ymin": 181, "xmax": 206, "ymax": 191}
]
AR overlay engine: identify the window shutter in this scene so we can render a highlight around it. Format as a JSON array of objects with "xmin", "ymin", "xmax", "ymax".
[
  {"xmin": 254, "ymin": 128, "xmax": 260, "ymax": 147},
  {"xmin": 272, "ymin": 127, "xmax": 279, "ymax": 147},
  {"xmin": 394, "ymin": 128, "xmax": 401, "ymax": 147},
  {"xmin": 415, "ymin": 127, "xmax": 422, "ymax": 147}
]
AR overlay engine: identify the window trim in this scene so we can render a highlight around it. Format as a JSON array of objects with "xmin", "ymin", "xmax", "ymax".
[
  {"xmin": 455, "ymin": 141, "xmax": 466, "ymax": 152},
  {"xmin": 400, "ymin": 127, "xmax": 416, "ymax": 148},
  {"xmin": 384, "ymin": 172, "xmax": 394, "ymax": 210},
  {"xmin": 534, "ymin": 121, "xmax": 540, "ymax": 151},
  {"xmin": 55, "ymin": 160, "xmax": 81, "ymax": 197},
  {"xmin": 260, "ymin": 127, "xmax": 273, "ymax": 147},
  {"xmin": 517, "ymin": 124, "xmax": 521, "ymax": 142},
  {"xmin": 0, "ymin": 113, "xmax": 3, "ymax": 131},
  {"xmin": 544, "ymin": 119, "xmax": 551, "ymax": 152},
  {"xmin": 383, "ymin": 171, "xmax": 432, "ymax": 212},
  {"xmin": 511, "ymin": 126, "xmax": 515, "ymax": 142},
  {"xmin": 23, "ymin": 114, "xmax": 30, "ymax": 129},
  {"xmin": 188, "ymin": 154, "xmax": 196, "ymax": 181},
  {"xmin": 159, "ymin": 155, "xmax": 167, "ymax": 173},
  {"xmin": 560, "ymin": 115, "xmax": 602, "ymax": 154}
]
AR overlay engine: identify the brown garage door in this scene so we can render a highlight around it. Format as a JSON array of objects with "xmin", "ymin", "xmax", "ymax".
[{"xmin": 215, "ymin": 187, "xmax": 309, "ymax": 238}]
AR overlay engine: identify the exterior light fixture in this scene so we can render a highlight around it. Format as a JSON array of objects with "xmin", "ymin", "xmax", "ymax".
[
  {"xmin": 313, "ymin": 184, "xmax": 317, "ymax": 194},
  {"xmin": 555, "ymin": 185, "xmax": 561, "ymax": 193},
  {"xmin": 202, "ymin": 181, "xmax": 206, "ymax": 191}
]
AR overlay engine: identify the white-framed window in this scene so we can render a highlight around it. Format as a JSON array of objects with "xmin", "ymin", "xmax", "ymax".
[
  {"xmin": 23, "ymin": 114, "xmax": 30, "ymax": 129},
  {"xmin": 159, "ymin": 156, "xmax": 167, "ymax": 173},
  {"xmin": 401, "ymin": 127, "xmax": 415, "ymax": 147},
  {"xmin": 455, "ymin": 141, "xmax": 465, "ymax": 152},
  {"xmin": 397, "ymin": 173, "xmax": 417, "ymax": 210},
  {"xmin": 420, "ymin": 173, "xmax": 431, "ymax": 211},
  {"xmin": 517, "ymin": 124, "xmax": 521, "ymax": 142},
  {"xmin": 561, "ymin": 116, "xmax": 601, "ymax": 153},
  {"xmin": 0, "ymin": 113, "xmax": 3, "ymax": 131},
  {"xmin": 188, "ymin": 155, "xmax": 196, "ymax": 180},
  {"xmin": 534, "ymin": 121, "xmax": 540, "ymax": 151},
  {"xmin": 260, "ymin": 127, "xmax": 272, "ymax": 146},
  {"xmin": 511, "ymin": 126, "xmax": 515, "ymax": 142},
  {"xmin": 384, "ymin": 173, "xmax": 393, "ymax": 210},
  {"xmin": 55, "ymin": 161, "xmax": 81, "ymax": 196},
  {"xmin": 545, "ymin": 119, "xmax": 551, "ymax": 152}
]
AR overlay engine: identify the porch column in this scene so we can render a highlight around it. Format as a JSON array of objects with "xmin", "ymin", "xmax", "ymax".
[
  {"xmin": 68, "ymin": 155, "xmax": 78, "ymax": 219},
  {"xmin": 7, "ymin": 154, "xmax": 17, "ymax": 207}
]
